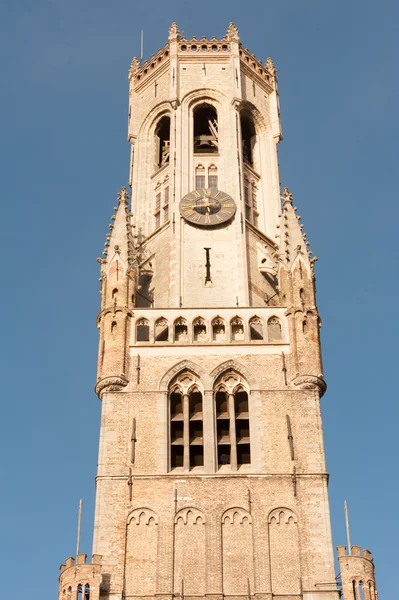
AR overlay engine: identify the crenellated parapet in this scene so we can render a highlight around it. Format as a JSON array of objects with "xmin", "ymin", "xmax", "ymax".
[
  {"xmin": 128, "ymin": 22, "xmax": 276, "ymax": 92},
  {"xmin": 238, "ymin": 46, "xmax": 276, "ymax": 89},
  {"xmin": 59, "ymin": 554, "xmax": 102, "ymax": 600},
  {"xmin": 337, "ymin": 546, "xmax": 378, "ymax": 600}
]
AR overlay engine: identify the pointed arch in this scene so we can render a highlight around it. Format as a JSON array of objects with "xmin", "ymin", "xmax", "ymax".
[
  {"xmin": 222, "ymin": 507, "xmax": 252, "ymax": 524},
  {"xmin": 249, "ymin": 315, "xmax": 264, "ymax": 340},
  {"xmin": 193, "ymin": 316, "xmax": 207, "ymax": 341},
  {"xmin": 230, "ymin": 315, "xmax": 244, "ymax": 341},
  {"xmin": 127, "ymin": 507, "xmax": 159, "ymax": 526},
  {"xmin": 238, "ymin": 99, "xmax": 269, "ymax": 132},
  {"xmin": 267, "ymin": 316, "xmax": 282, "ymax": 342},
  {"xmin": 159, "ymin": 360, "xmax": 208, "ymax": 391},
  {"xmin": 175, "ymin": 507, "xmax": 206, "ymax": 525},
  {"xmin": 209, "ymin": 359, "xmax": 259, "ymax": 390},
  {"xmin": 212, "ymin": 315, "xmax": 226, "ymax": 341},
  {"xmin": 174, "ymin": 317, "xmax": 188, "ymax": 342}
]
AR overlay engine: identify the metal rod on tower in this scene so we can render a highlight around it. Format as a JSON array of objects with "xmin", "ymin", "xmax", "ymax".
[
  {"xmin": 344, "ymin": 500, "xmax": 351, "ymax": 555},
  {"xmin": 76, "ymin": 498, "xmax": 83, "ymax": 558},
  {"xmin": 140, "ymin": 30, "xmax": 144, "ymax": 65}
]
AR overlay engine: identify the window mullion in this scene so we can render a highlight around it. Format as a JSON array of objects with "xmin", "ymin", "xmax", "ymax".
[
  {"xmin": 228, "ymin": 393, "xmax": 238, "ymax": 470},
  {"xmin": 183, "ymin": 393, "xmax": 190, "ymax": 471}
]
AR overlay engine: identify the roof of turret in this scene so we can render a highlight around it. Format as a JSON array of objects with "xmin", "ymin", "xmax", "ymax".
[
  {"xmin": 97, "ymin": 187, "xmax": 136, "ymax": 275},
  {"xmin": 276, "ymin": 188, "xmax": 318, "ymax": 274}
]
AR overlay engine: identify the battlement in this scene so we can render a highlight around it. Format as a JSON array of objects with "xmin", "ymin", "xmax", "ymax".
[
  {"xmin": 59, "ymin": 554, "xmax": 102, "ymax": 600},
  {"xmin": 128, "ymin": 22, "xmax": 276, "ymax": 91},
  {"xmin": 337, "ymin": 546, "xmax": 378, "ymax": 600},
  {"xmin": 337, "ymin": 545, "xmax": 373, "ymax": 561}
]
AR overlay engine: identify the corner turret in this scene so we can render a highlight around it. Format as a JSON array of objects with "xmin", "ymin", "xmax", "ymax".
[
  {"xmin": 58, "ymin": 554, "xmax": 103, "ymax": 600},
  {"xmin": 95, "ymin": 187, "xmax": 137, "ymax": 399},
  {"xmin": 277, "ymin": 187, "xmax": 325, "ymax": 394},
  {"xmin": 337, "ymin": 546, "xmax": 378, "ymax": 600}
]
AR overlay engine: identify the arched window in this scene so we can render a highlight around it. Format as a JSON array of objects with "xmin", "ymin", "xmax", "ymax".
[
  {"xmin": 67, "ymin": 588, "xmax": 72, "ymax": 600},
  {"xmin": 231, "ymin": 316, "xmax": 244, "ymax": 341},
  {"xmin": 155, "ymin": 115, "xmax": 170, "ymax": 167},
  {"xmin": 352, "ymin": 581, "xmax": 358, "ymax": 600},
  {"xmin": 84, "ymin": 584, "xmax": 90, "ymax": 600},
  {"xmin": 194, "ymin": 104, "xmax": 218, "ymax": 154},
  {"xmin": 368, "ymin": 582, "xmax": 375, "ymax": 600},
  {"xmin": 244, "ymin": 176, "xmax": 259, "ymax": 226},
  {"xmin": 195, "ymin": 164, "xmax": 206, "ymax": 190},
  {"xmin": 212, "ymin": 316, "xmax": 225, "ymax": 341},
  {"xmin": 268, "ymin": 317, "xmax": 282, "ymax": 342},
  {"xmin": 215, "ymin": 373, "xmax": 251, "ymax": 470},
  {"xmin": 193, "ymin": 317, "xmax": 207, "ymax": 342},
  {"xmin": 249, "ymin": 316, "xmax": 263, "ymax": 340},
  {"xmin": 136, "ymin": 318, "xmax": 150, "ymax": 342},
  {"xmin": 240, "ymin": 111, "xmax": 256, "ymax": 167},
  {"xmin": 169, "ymin": 373, "xmax": 203, "ymax": 470},
  {"xmin": 359, "ymin": 582, "xmax": 365, "ymax": 600},
  {"xmin": 111, "ymin": 320, "xmax": 117, "ymax": 333},
  {"xmin": 174, "ymin": 317, "xmax": 188, "ymax": 342},
  {"xmin": 77, "ymin": 584, "xmax": 83, "ymax": 600},
  {"xmin": 155, "ymin": 318, "xmax": 169, "ymax": 342},
  {"xmin": 208, "ymin": 164, "xmax": 218, "ymax": 190},
  {"xmin": 112, "ymin": 288, "xmax": 118, "ymax": 300}
]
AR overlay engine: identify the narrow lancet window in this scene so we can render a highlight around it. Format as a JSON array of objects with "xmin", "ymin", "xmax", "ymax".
[
  {"xmin": 231, "ymin": 316, "xmax": 244, "ymax": 341},
  {"xmin": 212, "ymin": 317, "xmax": 225, "ymax": 341},
  {"xmin": 195, "ymin": 165, "xmax": 206, "ymax": 189},
  {"xmin": 169, "ymin": 375, "xmax": 204, "ymax": 471},
  {"xmin": 216, "ymin": 389, "xmax": 230, "ymax": 466},
  {"xmin": 170, "ymin": 390, "xmax": 184, "ymax": 468},
  {"xmin": 136, "ymin": 318, "xmax": 150, "ymax": 342},
  {"xmin": 359, "ymin": 583, "xmax": 365, "ymax": 600},
  {"xmin": 155, "ymin": 318, "xmax": 169, "ymax": 342},
  {"xmin": 193, "ymin": 317, "xmax": 207, "ymax": 342},
  {"xmin": 174, "ymin": 318, "xmax": 188, "ymax": 342},
  {"xmin": 163, "ymin": 185, "xmax": 169, "ymax": 222},
  {"xmin": 235, "ymin": 389, "xmax": 250, "ymax": 466},
  {"xmin": 208, "ymin": 164, "xmax": 218, "ymax": 190},
  {"xmin": 249, "ymin": 316, "xmax": 263, "ymax": 340},
  {"xmin": 268, "ymin": 317, "xmax": 282, "ymax": 342},
  {"xmin": 189, "ymin": 389, "xmax": 204, "ymax": 467},
  {"xmin": 215, "ymin": 378, "xmax": 251, "ymax": 470},
  {"xmin": 84, "ymin": 584, "xmax": 90, "ymax": 600}
]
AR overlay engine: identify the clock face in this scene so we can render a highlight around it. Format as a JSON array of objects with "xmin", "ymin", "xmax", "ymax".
[{"xmin": 179, "ymin": 189, "xmax": 237, "ymax": 226}]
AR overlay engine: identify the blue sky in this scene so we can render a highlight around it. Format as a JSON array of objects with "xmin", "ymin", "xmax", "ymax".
[{"xmin": 0, "ymin": 1, "xmax": 397, "ymax": 597}]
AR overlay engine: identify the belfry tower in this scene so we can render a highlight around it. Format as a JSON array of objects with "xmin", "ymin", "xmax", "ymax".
[{"xmin": 58, "ymin": 23, "xmax": 379, "ymax": 600}]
